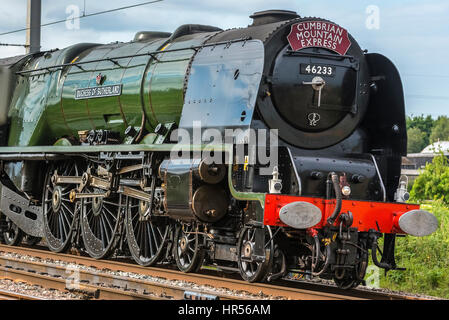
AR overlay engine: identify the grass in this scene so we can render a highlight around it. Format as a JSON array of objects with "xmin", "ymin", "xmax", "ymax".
[{"xmin": 374, "ymin": 201, "xmax": 449, "ymax": 298}]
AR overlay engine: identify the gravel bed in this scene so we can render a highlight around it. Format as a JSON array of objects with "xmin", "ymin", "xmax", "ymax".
[
  {"xmin": 354, "ymin": 284, "xmax": 442, "ymax": 300},
  {"xmin": 285, "ymin": 273, "xmax": 443, "ymax": 300},
  {"xmin": 0, "ymin": 251, "xmax": 285, "ymax": 300},
  {"xmin": 0, "ymin": 278, "xmax": 85, "ymax": 300},
  {"xmin": 3, "ymin": 250, "xmax": 440, "ymax": 300}
]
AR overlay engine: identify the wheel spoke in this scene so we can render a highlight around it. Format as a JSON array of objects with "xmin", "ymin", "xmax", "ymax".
[
  {"xmin": 61, "ymin": 202, "xmax": 74, "ymax": 217},
  {"xmin": 146, "ymin": 223, "xmax": 154, "ymax": 257},
  {"xmin": 60, "ymin": 207, "xmax": 72, "ymax": 233},
  {"xmin": 52, "ymin": 211, "xmax": 59, "ymax": 237},
  {"xmin": 102, "ymin": 212, "xmax": 114, "ymax": 234},
  {"xmin": 141, "ymin": 223, "xmax": 148, "ymax": 257},
  {"xmin": 99, "ymin": 217, "xmax": 106, "ymax": 247},
  {"xmin": 157, "ymin": 225, "xmax": 164, "ymax": 239},
  {"xmin": 61, "ymin": 190, "xmax": 72, "ymax": 196},
  {"xmin": 103, "ymin": 205, "xmax": 118, "ymax": 222},
  {"xmin": 150, "ymin": 223, "xmax": 159, "ymax": 249},
  {"xmin": 58, "ymin": 215, "xmax": 66, "ymax": 240},
  {"xmin": 100, "ymin": 215, "xmax": 111, "ymax": 244},
  {"xmin": 133, "ymin": 217, "xmax": 139, "ymax": 233},
  {"xmin": 103, "ymin": 200, "xmax": 120, "ymax": 207}
]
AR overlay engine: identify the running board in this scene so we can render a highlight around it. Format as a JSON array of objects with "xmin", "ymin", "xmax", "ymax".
[{"xmin": 0, "ymin": 186, "xmax": 44, "ymax": 237}]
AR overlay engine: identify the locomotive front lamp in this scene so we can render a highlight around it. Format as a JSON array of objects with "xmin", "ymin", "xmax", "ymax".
[{"xmin": 341, "ymin": 186, "xmax": 351, "ymax": 196}]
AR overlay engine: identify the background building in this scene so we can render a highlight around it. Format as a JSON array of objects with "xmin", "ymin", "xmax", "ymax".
[{"xmin": 401, "ymin": 141, "xmax": 449, "ymax": 183}]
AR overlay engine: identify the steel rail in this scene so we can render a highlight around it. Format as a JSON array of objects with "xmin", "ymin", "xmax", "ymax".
[
  {"xmin": 2, "ymin": 244, "xmax": 434, "ymax": 300},
  {"xmin": 0, "ymin": 288, "xmax": 43, "ymax": 300},
  {"xmin": 0, "ymin": 264, "xmax": 165, "ymax": 300},
  {"xmin": 0, "ymin": 255, "xmax": 239, "ymax": 300},
  {"xmin": 0, "ymin": 244, "xmax": 373, "ymax": 300}
]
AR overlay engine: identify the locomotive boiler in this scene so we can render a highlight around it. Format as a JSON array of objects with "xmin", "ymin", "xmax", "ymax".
[{"xmin": 0, "ymin": 9, "xmax": 438, "ymax": 288}]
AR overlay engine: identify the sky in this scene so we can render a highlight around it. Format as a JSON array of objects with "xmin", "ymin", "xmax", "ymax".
[{"xmin": 0, "ymin": 0, "xmax": 448, "ymax": 117}]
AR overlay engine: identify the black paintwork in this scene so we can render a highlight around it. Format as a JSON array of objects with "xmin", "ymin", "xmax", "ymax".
[{"xmin": 207, "ymin": 17, "xmax": 405, "ymax": 202}]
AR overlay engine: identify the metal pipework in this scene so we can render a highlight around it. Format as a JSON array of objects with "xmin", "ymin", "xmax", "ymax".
[
  {"xmin": 326, "ymin": 172, "xmax": 342, "ymax": 226},
  {"xmin": 369, "ymin": 154, "xmax": 386, "ymax": 202},
  {"xmin": 370, "ymin": 234, "xmax": 392, "ymax": 270},
  {"xmin": 0, "ymin": 153, "xmax": 67, "ymax": 161}
]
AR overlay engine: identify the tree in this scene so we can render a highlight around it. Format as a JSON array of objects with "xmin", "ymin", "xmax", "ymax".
[
  {"xmin": 406, "ymin": 114, "xmax": 434, "ymax": 146},
  {"xmin": 407, "ymin": 127, "xmax": 427, "ymax": 153},
  {"xmin": 410, "ymin": 152, "xmax": 449, "ymax": 204},
  {"xmin": 429, "ymin": 116, "xmax": 449, "ymax": 143}
]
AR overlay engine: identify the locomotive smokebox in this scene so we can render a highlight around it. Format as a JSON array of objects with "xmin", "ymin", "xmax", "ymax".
[{"xmin": 253, "ymin": 17, "xmax": 371, "ymax": 149}]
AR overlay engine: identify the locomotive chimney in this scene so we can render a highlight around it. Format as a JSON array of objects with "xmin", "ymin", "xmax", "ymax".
[{"xmin": 250, "ymin": 9, "xmax": 299, "ymax": 26}]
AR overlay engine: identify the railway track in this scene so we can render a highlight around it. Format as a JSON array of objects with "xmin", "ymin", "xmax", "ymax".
[
  {"xmin": 0, "ymin": 244, "xmax": 428, "ymax": 300},
  {"xmin": 0, "ymin": 288, "xmax": 43, "ymax": 300}
]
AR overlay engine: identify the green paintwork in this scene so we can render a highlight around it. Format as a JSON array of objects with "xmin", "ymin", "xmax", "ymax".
[
  {"xmin": 7, "ymin": 32, "xmax": 217, "ymax": 148},
  {"xmin": 139, "ymin": 133, "xmax": 157, "ymax": 145},
  {"xmin": 53, "ymin": 138, "xmax": 72, "ymax": 146},
  {"xmin": 119, "ymin": 39, "xmax": 166, "ymax": 131},
  {"xmin": 7, "ymin": 43, "xmax": 100, "ymax": 146},
  {"xmin": 226, "ymin": 146, "xmax": 266, "ymax": 208},
  {"xmin": 61, "ymin": 41, "xmax": 160, "ymax": 137},
  {"xmin": 8, "ymin": 51, "xmax": 61, "ymax": 146},
  {"xmin": 143, "ymin": 37, "xmax": 209, "ymax": 128}
]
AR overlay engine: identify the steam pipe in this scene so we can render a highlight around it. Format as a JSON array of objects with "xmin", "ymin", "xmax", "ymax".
[
  {"xmin": 370, "ymin": 236, "xmax": 392, "ymax": 270},
  {"xmin": 326, "ymin": 172, "xmax": 342, "ymax": 225},
  {"xmin": 0, "ymin": 153, "xmax": 67, "ymax": 161},
  {"xmin": 312, "ymin": 244, "xmax": 331, "ymax": 276},
  {"xmin": 311, "ymin": 235, "xmax": 320, "ymax": 273},
  {"xmin": 369, "ymin": 153, "xmax": 387, "ymax": 202}
]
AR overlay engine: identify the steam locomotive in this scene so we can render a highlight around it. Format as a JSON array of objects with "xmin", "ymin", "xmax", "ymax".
[{"xmin": 0, "ymin": 10, "xmax": 438, "ymax": 288}]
